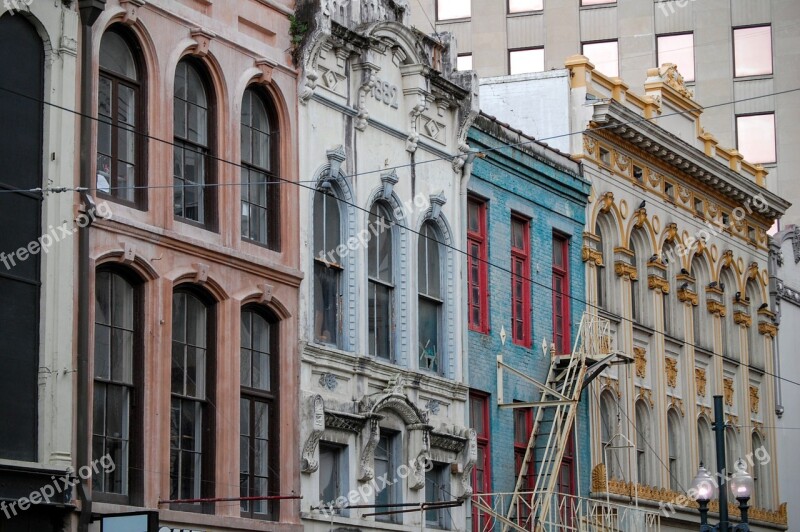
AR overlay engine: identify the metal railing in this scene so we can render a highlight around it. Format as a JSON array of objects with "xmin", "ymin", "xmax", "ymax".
[{"xmin": 473, "ymin": 491, "xmax": 661, "ymax": 532}]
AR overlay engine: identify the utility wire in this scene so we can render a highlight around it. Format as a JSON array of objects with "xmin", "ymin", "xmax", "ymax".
[{"xmin": 1, "ymin": 84, "xmax": 800, "ymax": 391}]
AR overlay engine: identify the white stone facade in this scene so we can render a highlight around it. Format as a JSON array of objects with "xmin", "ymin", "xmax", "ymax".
[{"xmin": 295, "ymin": 1, "xmax": 478, "ymax": 530}]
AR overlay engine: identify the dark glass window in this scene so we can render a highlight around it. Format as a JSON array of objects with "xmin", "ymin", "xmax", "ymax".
[
  {"xmin": 240, "ymin": 308, "xmax": 278, "ymax": 519},
  {"xmin": 170, "ymin": 290, "xmax": 213, "ymax": 506},
  {"xmin": 319, "ymin": 443, "xmax": 346, "ymax": 513},
  {"xmin": 174, "ymin": 60, "xmax": 212, "ymax": 225},
  {"xmin": 313, "ymin": 189, "xmax": 342, "ymax": 346},
  {"xmin": 97, "ymin": 28, "xmax": 143, "ymax": 205},
  {"xmin": 470, "ymin": 392, "xmax": 491, "ymax": 532},
  {"xmin": 425, "ymin": 462, "xmax": 450, "ymax": 528},
  {"xmin": 418, "ymin": 222, "xmax": 443, "ymax": 373},
  {"xmin": 368, "ymin": 203, "xmax": 394, "ymax": 360},
  {"xmin": 0, "ymin": 15, "xmax": 44, "ymax": 461},
  {"xmin": 375, "ymin": 432, "xmax": 399, "ymax": 523},
  {"xmin": 93, "ymin": 271, "xmax": 138, "ymax": 496},
  {"xmin": 241, "ymin": 88, "xmax": 280, "ymax": 249}
]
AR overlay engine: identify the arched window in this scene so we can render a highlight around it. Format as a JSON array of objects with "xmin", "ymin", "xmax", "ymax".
[
  {"xmin": 0, "ymin": 14, "xmax": 44, "ymax": 461},
  {"xmin": 93, "ymin": 268, "xmax": 142, "ymax": 500},
  {"xmin": 662, "ymin": 242, "xmax": 682, "ymax": 339},
  {"xmin": 697, "ymin": 416, "xmax": 714, "ymax": 472},
  {"xmin": 313, "ymin": 188, "xmax": 342, "ymax": 347},
  {"xmin": 174, "ymin": 59, "xmax": 213, "ymax": 226},
  {"xmin": 746, "ymin": 281, "xmax": 763, "ymax": 369},
  {"xmin": 596, "ymin": 223, "xmax": 606, "ymax": 310},
  {"xmin": 98, "ymin": 27, "xmax": 144, "ymax": 206},
  {"xmin": 692, "ymin": 254, "xmax": 712, "ymax": 351},
  {"xmin": 630, "ymin": 229, "xmax": 649, "ymax": 325},
  {"xmin": 367, "ymin": 202, "xmax": 394, "ymax": 360},
  {"xmin": 241, "ymin": 87, "xmax": 279, "ymax": 249},
  {"xmin": 635, "ymin": 399, "xmax": 652, "ymax": 485},
  {"xmin": 418, "ymin": 221, "xmax": 443, "ymax": 374},
  {"xmin": 599, "ymin": 390, "xmax": 621, "ymax": 478},
  {"xmin": 720, "ymin": 268, "xmax": 737, "ymax": 359},
  {"xmin": 751, "ymin": 432, "xmax": 765, "ymax": 508},
  {"xmin": 240, "ymin": 307, "xmax": 278, "ymax": 520},
  {"xmin": 170, "ymin": 288, "xmax": 215, "ymax": 504},
  {"xmin": 667, "ymin": 409, "xmax": 683, "ymax": 490}
]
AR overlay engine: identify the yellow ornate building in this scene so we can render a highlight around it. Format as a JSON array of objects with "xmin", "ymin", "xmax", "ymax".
[{"xmin": 570, "ymin": 58, "xmax": 790, "ymax": 529}]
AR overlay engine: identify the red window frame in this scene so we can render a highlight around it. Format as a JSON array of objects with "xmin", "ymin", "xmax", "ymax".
[
  {"xmin": 467, "ymin": 197, "xmax": 489, "ymax": 333},
  {"xmin": 552, "ymin": 233, "xmax": 571, "ymax": 354},
  {"xmin": 470, "ymin": 391, "xmax": 491, "ymax": 532},
  {"xmin": 511, "ymin": 215, "xmax": 531, "ymax": 346}
]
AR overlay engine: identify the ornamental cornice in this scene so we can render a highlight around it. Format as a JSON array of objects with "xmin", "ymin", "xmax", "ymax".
[
  {"xmin": 583, "ymin": 246, "xmax": 604, "ymax": 265},
  {"xmin": 707, "ymin": 300, "xmax": 726, "ymax": 317},
  {"xmin": 758, "ymin": 322, "xmax": 778, "ymax": 337},
  {"xmin": 677, "ymin": 288, "xmax": 699, "ymax": 306}
]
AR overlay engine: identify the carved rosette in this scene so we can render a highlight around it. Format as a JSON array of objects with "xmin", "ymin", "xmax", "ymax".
[
  {"xmin": 749, "ymin": 386, "xmax": 760, "ymax": 414},
  {"xmin": 665, "ymin": 358, "xmax": 678, "ymax": 388},
  {"xmin": 695, "ymin": 368, "xmax": 707, "ymax": 398},
  {"xmin": 634, "ymin": 347, "xmax": 646, "ymax": 379},
  {"xmin": 301, "ymin": 395, "xmax": 326, "ymax": 473},
  {"xmin": 723, "ymin": 378, "xmax": 734, "ymax": 407}
]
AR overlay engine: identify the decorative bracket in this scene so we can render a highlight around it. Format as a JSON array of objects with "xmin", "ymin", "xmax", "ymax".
[
  {"xmin": 326, "ymin": 145, "xmax": 346, "ymax": 177},
  {"xmin": 301, "ymin": 395, "xmax": 325, "ymax": 473},
  {"xmin": 358, "ymin": 416, "xmax": 381, "ymax": 481},
  {"xmin": 119, "ymin": 0, "xmax": 145, "ymax": 25},
  {"xmin": 429, "ymin": 192, "xmax": 446, "ymax": 220},
  {"xmin": 190, "ymin": 28, "xmax": 215, "ymax": 57},
  {"xmin": 380, "ymin": 169, "xmax": 399, "ymax": 200},
  {"xmin": 193, "ymin": 262, "xmax": 209, "ymax": 284},
  {"xmin": 460, "ymin": 429, "xmax": 477, "ymax": 498},
  {"xmin": 259, "ymin": 283, "xmax": 274, "ymax": 304},
  {"xmin": 255, "ymin": 58, "xmax": 276, "ymax": 85}
]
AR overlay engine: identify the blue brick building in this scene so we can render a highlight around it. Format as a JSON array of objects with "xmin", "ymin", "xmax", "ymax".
[{"xmin": 465, "ymin": 113, "xmax": 591, "ymax": 522}]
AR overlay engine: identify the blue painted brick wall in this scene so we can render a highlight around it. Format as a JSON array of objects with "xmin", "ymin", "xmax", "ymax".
[{"xmin": 466, "ymin": 122, "xmax": 592, "ymax": 498}]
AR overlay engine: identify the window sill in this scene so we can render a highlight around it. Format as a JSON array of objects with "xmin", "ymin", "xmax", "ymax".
[
  {"xmin": 733, "ymin": 74, "xmax": 774, "ymax": 82},
  {"xmin": 507, "ymin": 10, "xmax": 544, "ymax": 18},
  {"xmin": 436, "ymin": 17, "xmax": 471, "ymax": 23},
  {"xmin": 579, "ymin": 3, "xmax": 617, "ymax": 10}
]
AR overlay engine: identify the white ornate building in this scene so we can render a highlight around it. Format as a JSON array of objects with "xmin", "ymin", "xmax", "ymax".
[{"xmin": 294, "ymin": 1, "xmax": 479, "ymax": 530}]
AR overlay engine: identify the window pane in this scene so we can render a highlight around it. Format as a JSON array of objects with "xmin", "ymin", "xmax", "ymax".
[
  {"xmin": 657, "ymin": 33, "xmax": 695, "ymax": 82},
  {"xmin": 509, "ymin": 48, "xmax": 544, "ymax": 75},
  {"xmin": 734, "ymin": 26, "xmax": 772, "ymax": 77},
  {"xmin": 511, "ymin": 218, "xmax": 525, "ymax": 250},
  {"xmin": 582, "ymin": 41, "xmax": 618, "ymax": 78},
  {"xmin": 419, "ymin": 298, "xmax": 440, "ymax": 373},
  {"xmin": 369, "ymin": 282, "xmax": 392, "ymax": 359},
  {"xmin": 457, "ymin": 54, "xmax": 472, "ymax": 71},
  {"xmin": 509, "ymin": 0, "xmax": 542, "ymax": 13},
  {"xmin": 314, "ymin": 191, "xmax": 341, "ymax": 258},
  {"xmin": 319, "ymin": 444, "xmax": 340, "ymax": 506},
  {"xmin": 737, "ymin": 114, "xmax": 776, "ymax": 164},
  {"xmin": 314, "ymin": 261, "xmax": 340, "ymax": 345},
  {"xmin": 582, "ymin": 0, "xmax": 615, "ymax": 4},
  {"xmin": 100, "ymin": 31, "xmax": 137, "ymax": 79},
  {"xmin": 437, "ymin": 0, "xmax": 470, "ymax": 20}
]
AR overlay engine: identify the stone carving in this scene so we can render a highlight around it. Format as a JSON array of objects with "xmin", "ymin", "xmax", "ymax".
[
  {"xmin": 460, "ymin": 429, "xmax": 477, "ymax": 497},
  {"xmin": 648, "ymin": 275, "xmax": 670, "ymax": 294},
  {"xmin": 723, "ymin": 378, "xmax": 734, "ymax": 407},
  {"xmin": 354, "ymin": 63, "xmax": 378, "ymax": 131},
  {"xmin": 380, "ymin": 168, "xmax": 399, "ymax": 200},
  {"xmin": 592, "ymin": 464, "xmax": 608, "ymax": 491},
  {"xmin": 425, "ymin": 398, "xmax": 441, "ymax": 415},
  {"xmin": 658, "ymin": 63, "xmax": 694, "ymax": 99},
  {"xmin": 634, "ymin": 347, "xmax": 646, "ymax": 378},
  {"xmin": 665, "ymin": 358, "xmax": 678, "ymax": 388},
  {"xmin": 721, "ymin": 250, "xmax": 734, "ymax": 269},
  {"xmin": 707, "ymin": 300, "xmax": 726, "ymax": 317},
  {"xmin": 600, "ymin": 376, "xmax": 621, "ymax": 398},
  {"xmin": 633, "ymin": 208, "xmax": 647, "ymax": 228},
  {"xmin": 695, "ymin": 368, "xmax": 707, "ymax": 397},
  {"xmin": 677, "ymin": 287, "xmax": 699, "ymax": 306},
  {"xmin": 301, "ymin": 395, "xmax": 326, "ymax": 473},
  {"xmin": 318, "ymin": 372, "xmax": 338, "ymax": 390},
  {"xmin": 668, "ymin": 396, "xmax": 685, "ymax": 416},
  {"xmin": 119, "ymin": 0, "xmax": 145, "ymax": 25},
  {"xmin": 663, "ymin": 223, "xmax": 678, "ymax": 243},
  {"xmin": 639, "ymin": 387, "xmax": 654, "ymax": 407},
  {"xmin": 614, "ymin": 262, "xmax": 638, "ymax": 280},
  {"xmin": 758, "ymin": 322, "xmax": 778, "ymax": 337},
  {"xmin": 600, "ymin": 191, "xmax": 614, "ymax": 213},
  {"xmin": 727, "ymin": 413, "xmax": 740, "ymax": 432},
  {"xmin": 614, "ymin": 152, "xmax": 630, "ymax": 172},
  {"xmin": 583, "ymin": 136, "xmax": 597, "ymax": 156},
  {"xmin": 750, "ymin": 386, "xmax": 760, "ymax": 414},
  {"xmin": 406, "ymin": 98, "xmax": 428, "ymax": 152},
  {"xmin": 747, "ymin": 262, "xmax": 759, "ymax": 281},
  {"xmin": 190, "ymin": 28, "xmax": 215, "ymax": 57},
  {"xmin": 733, "ymin": 311, "xmax": 752, "ymax": 328},
  {"xmin": 582, "ymin": 245, "xmax": 603, "ymax": 265},
  {"xmin": 358, "ymin": 416, "xmax": 381, "ymax": 481},
  {"xmin": 326, "ymin": 145, "xmax": 346, "ymax": 177}
]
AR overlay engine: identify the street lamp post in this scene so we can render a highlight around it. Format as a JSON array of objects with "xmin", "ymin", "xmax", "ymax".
[{"xmin": 689, "ymin": 396, "xmax": 754, "ymax": 532}]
